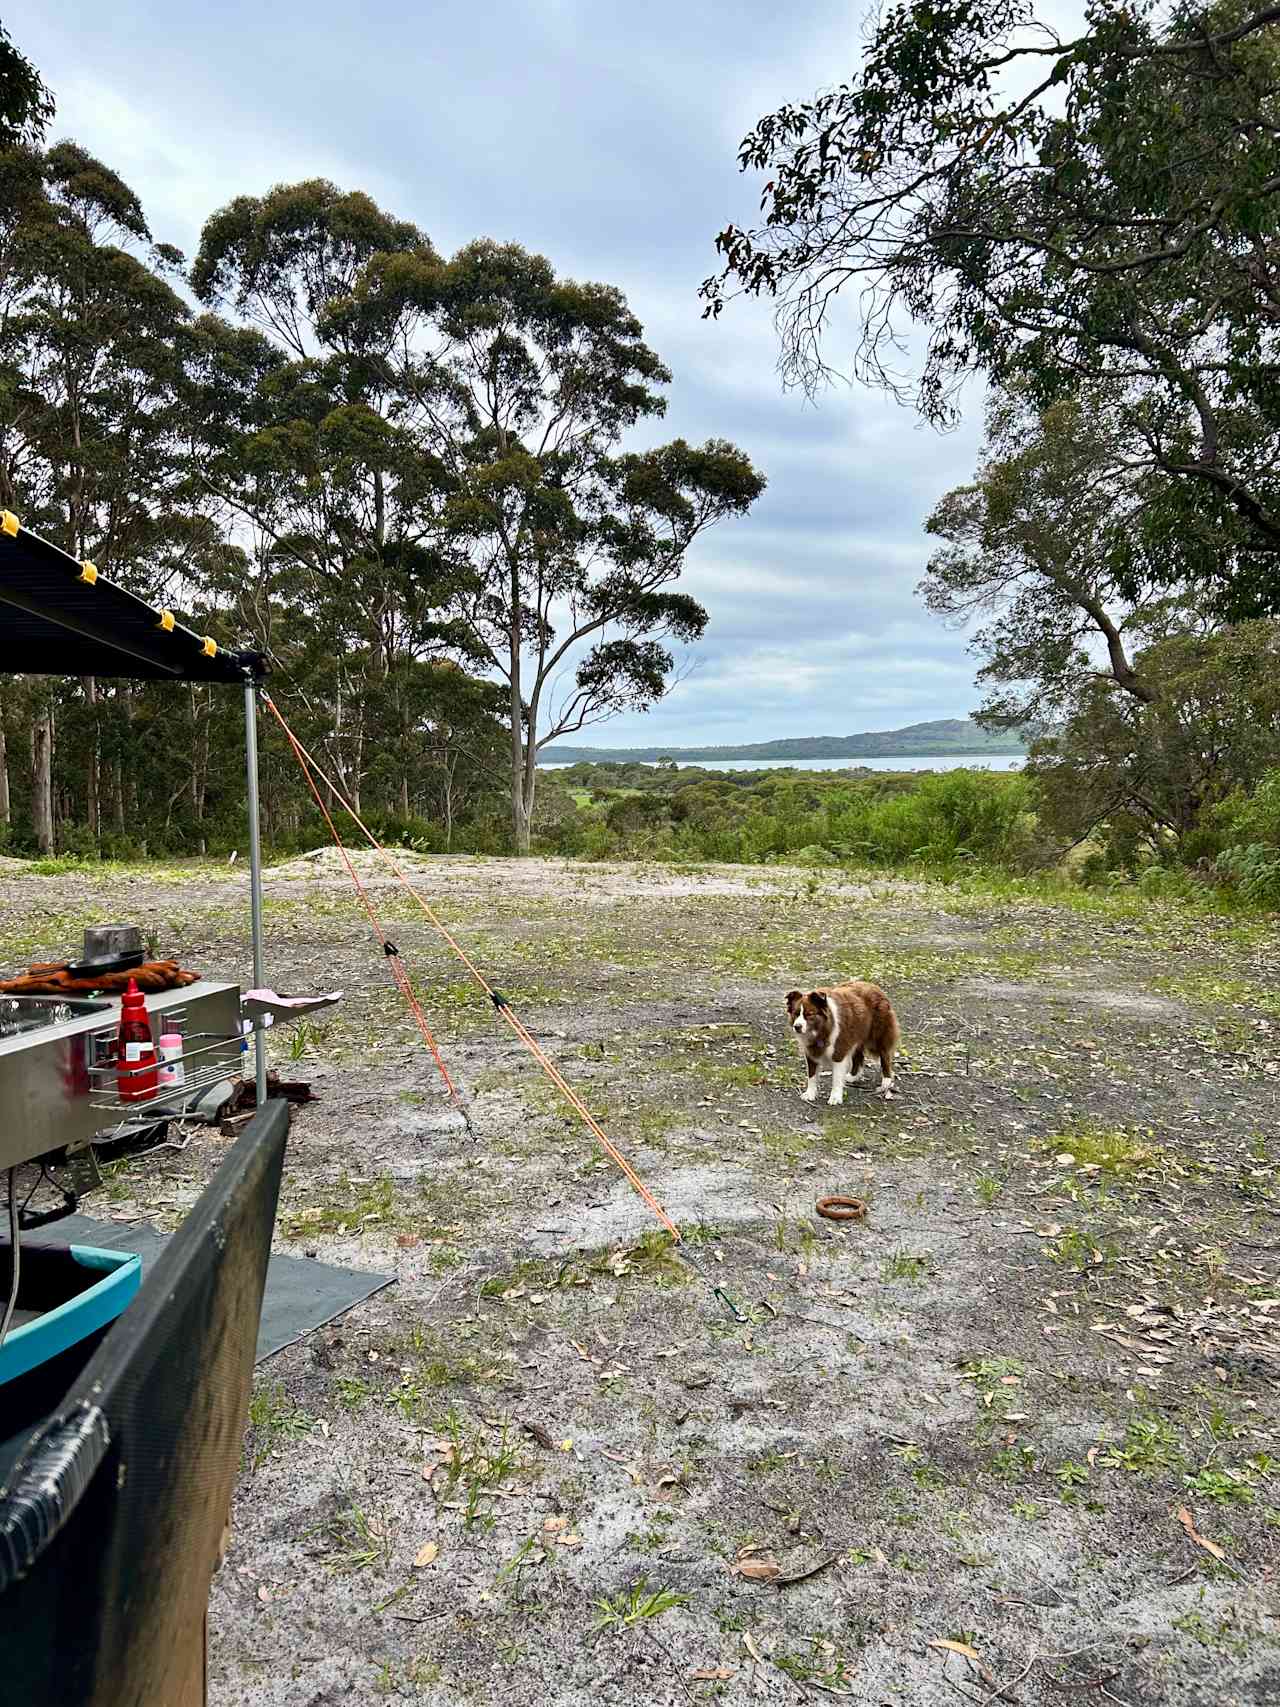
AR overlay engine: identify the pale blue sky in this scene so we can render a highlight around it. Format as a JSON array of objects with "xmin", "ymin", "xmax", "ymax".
[{"xmin": 18, "ymin": 1, "xmax": 992, "ymax": 743}]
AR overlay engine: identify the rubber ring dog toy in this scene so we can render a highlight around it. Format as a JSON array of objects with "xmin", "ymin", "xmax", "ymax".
[{"xmin": 816, "ymin": 1196, "xmax": 867, "ymax": 1222}]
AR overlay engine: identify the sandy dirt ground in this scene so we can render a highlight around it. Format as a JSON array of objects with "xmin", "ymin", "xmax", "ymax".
[{"xmin": 2, "ymin": 853, "xmax": 1278, "ymax": 1705}]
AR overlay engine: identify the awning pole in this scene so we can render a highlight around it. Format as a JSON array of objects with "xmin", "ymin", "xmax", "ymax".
[{"xmin": 244, "ymin": 677, "xmax": 268, "ymax": 1107}]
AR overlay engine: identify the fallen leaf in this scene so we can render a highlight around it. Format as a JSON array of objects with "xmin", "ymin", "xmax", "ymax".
[
  {"xmin": 742, "ymin": 1632, "xmax": 766, "ymax": 1665},
  {"xmin": 396, "ymin": 1233, "xmax": 420, "ymax": 1248},
  {"xmin": 691, "ymin": 1668, "xmax": 736, "ymax": 1681},
  {"xmin": 542, "ymin": 1515, "xmax": 568, "ymax": 1533},
  {"xmin": 736, "ymin": 1556, "xmax": 780, "ymax": 1582},
  {"xmin": 929, "ymin": 1638, "xmax": 980, "ymax": 1661},
  {"xmin": 1175, "ymin": 1506, "xmax": 1225, "ymax": 1562},
  {"xmin": 521, "ymin": 1418, "xmax": 554, "ymax": 1450},
  {"xmin": 774, "ymin": 1553, "xmax": 838, "ymax": 1586},
  {"xmin": 558, "ymin": 1533, "xmax": 583, "ymax": 1549},
  {"xmin": 413, "ymin": 1541, "xmax": 439, "ymax": 1568},
  {"xmin": 256, "ymin": 1584, "xmax": 273, "ymax": 1604}
]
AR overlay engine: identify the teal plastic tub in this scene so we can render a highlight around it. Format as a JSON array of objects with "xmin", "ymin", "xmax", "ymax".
[{"xmin": 0, "ymin": 1242, "xmax": 141, "ymax": 1387}]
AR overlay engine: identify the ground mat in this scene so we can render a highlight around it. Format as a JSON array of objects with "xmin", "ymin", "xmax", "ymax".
[{"xmin": 28, "ymin": 1213, "xmax": 393, "ymax": 1362}]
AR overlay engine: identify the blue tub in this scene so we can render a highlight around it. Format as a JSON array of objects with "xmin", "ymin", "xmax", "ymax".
[{"xmin": 0, "ymin": 1242, "xmax": 141, "ymax": 1387}]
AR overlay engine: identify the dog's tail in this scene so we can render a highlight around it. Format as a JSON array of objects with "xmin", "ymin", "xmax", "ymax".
[{"xmin": 868, "ymin": 988, "xmax": 900, "ymax": 1065}]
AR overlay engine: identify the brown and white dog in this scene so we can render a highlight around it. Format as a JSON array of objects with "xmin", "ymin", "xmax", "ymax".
[{"xmin": 785, "ymin": 982, "xmax": 900, "ymax": 1104}]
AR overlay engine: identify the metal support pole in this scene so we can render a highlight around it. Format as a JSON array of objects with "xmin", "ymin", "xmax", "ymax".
[{"xmin": 244, "ymin": 677, "xmax": 268, "ymax": 1107}]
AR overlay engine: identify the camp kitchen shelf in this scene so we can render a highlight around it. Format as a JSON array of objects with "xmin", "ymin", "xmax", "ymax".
[{"xmin": 0, "ymin": 981, "xmax": 243, "ymax": 1171}]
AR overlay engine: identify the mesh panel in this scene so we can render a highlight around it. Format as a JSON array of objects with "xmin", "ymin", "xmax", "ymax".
[{"xmin": 0, "ymin": 1099, "xmax": 288, "ymax": 1705}]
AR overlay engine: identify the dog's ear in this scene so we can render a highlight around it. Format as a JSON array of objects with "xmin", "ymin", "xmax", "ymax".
[
  {"xmin": 785, "ymin": 989, "xmax": 802, "ymax": 1013},
  {"xmin": 809, "ymin": 990, "xmax": 828, "ymax": 1009}
]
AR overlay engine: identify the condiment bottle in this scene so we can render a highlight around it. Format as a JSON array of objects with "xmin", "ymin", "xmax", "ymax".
[{"xmin": 116, "ymin": 978, "xmax": 158, "ymax": 1103}]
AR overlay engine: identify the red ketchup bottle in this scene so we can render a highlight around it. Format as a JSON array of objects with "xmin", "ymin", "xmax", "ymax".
[{"xmin": 116, "ymin": 977, "xmax": 158, "ymax": 1103}]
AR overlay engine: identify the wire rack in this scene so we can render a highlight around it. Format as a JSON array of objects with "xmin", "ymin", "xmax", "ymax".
[{"xmin": 86, "ymin": 1005, "xmax": 245, "ymax": 1121}]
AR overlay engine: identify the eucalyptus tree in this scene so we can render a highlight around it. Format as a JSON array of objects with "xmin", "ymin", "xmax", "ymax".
[
  {"xmin": 0, "ymin": 142, "xmax": 198, "ymax": 841},
  {"xmin": 0, "ymin": 21, "xmax": 53, "ymax": 148},
  {"xmin": 705, "ymin": 0, "xmax": 1280, "ymax": 615},
  {"xmin": 330, "ymin": 239, "xmax": 766, "ymax": 851},
  {"xmin": 921, "ymin": 392, "xmax": 1188, "ymax": 732},
  {"xmin": 191, "ymin": 181, "xmax": 470, "ymax": 811}
]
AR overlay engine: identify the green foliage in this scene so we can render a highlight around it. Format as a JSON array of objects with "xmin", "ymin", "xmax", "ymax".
[
  {"xmin": 706, "ymin": 0, "xmax": 1280, "ymax": 616},
  {"xmin": 592, "ymin": 1579, "xmax": 689, "ymax": 1634},
  {"xmin": 0, "ymin": 22, "xmax": 53, "ymax": 147},
  {"xmin": 536, "ymin": 763, "xmax": 1041, "ymax": 873},
  {"xmin": 1031, "ymin": 623, "xmax": 1280, "ymax": 866}
]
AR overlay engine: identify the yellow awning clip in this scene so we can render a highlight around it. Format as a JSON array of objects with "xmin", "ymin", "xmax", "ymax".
[
  {"xmin": 200, "ymin": 636, "xmax": 218, "ymax": 658},
  {"xmin": 157, "ymin": 609, "xmax": 176, "ymax": 632},
  {"xmin": 0, "ymin": 511, "xmax": 18, "ymax": 537},
  {"xmin": 79, "ymin": 561, "xmax": 98, "ymax": 585}
]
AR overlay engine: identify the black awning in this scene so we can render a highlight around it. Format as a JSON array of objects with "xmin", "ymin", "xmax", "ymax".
[{"xmin": 0, "ymin": 514, "xmax": 265, "ymax": 684}]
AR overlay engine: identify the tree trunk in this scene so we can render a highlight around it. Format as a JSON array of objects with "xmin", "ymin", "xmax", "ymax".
[
  {"xmin": 118, "ymin": 684, "xmax": 137, "ymax": 825},
  {"xmin": 31, "ymin": 702, "xmax": 53, "ymax": 853},
  {"xmin": 0, "ymin": 686, "xmax": 9, "ymax": 829},
  {"xmin": 83, "ymin": 676, "xmax": 99, "ymax": 839},
  {"xmin": 350, "ymin": 709, "xmax": 363, "ymax": 815},
  {"xmin": 508, "ymin": 593, "xmax": 530, "ymax": 853},
  {"xmin": 192, "ymin": 686, "xmax": 210, "ymax": 838},
  {"xmin": 521, "ymin": 714, "xmax": 538, "ymax": 843}
]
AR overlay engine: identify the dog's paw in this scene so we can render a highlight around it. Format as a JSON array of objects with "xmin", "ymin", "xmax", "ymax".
[
  {"xmin": 802, "ymin": 1085, "xmax": 819, "ymax": 1103},
  {"xmin": 879, "ymin": 1080, "xmax": 896, "ymax": 1100},
  {"xmin": 827, "ymin": 1092, "xmax": 844, "ymax": 1107}
]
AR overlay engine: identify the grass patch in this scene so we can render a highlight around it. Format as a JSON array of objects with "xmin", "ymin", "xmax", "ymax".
[
  {"xmin": 246, "ymin": 1381, "xmax": 312, "ymax": 1468},
  {"xmin": 480, "ymin": 1230, "xmax": 689, "ymax": 1300},
  {"xmin": 314, "ymin": 1503, "xmax": 392, "ymax": 1574},
  {"xmin": 1099, "ymin": 1412, "xmax": 1184, "ymax": 1475},
  {"xmin": 881, "ymin": 1249, "xmax": 928, "ymax": 1282},
  {"xmin": 282, "ymin": 1171, "xmax": 398, "ymax": 1239},
  {"xmin": 1151, "ymin": 970, "xmax": 1280, "ymax": 1021},
  {"xmin": 437, "ymin": 1409, "xmax": 527, "ymax": 1529},
  {"xmin": 1044, "ymin": 1123, "xmax": 1164, "ymax": 1176},
  {"xmin": 592, "ymin": 1579, "xmax": 689, "ymax": 1634}
]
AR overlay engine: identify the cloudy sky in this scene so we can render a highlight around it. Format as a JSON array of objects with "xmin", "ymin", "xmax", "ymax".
[{"xmin": 21, "ymin": 0, "xmax": 992, "ymax": 746}]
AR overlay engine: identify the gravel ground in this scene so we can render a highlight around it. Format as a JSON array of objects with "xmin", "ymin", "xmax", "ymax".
[{"xmin": 2, "ymin": 853, "xmax": 1278, "ymax": 1706}]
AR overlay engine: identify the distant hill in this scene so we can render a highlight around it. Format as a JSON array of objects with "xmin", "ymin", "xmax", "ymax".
[{"xmin": 541, "ymin": 718, "xmax": 1026, "ymax": 764}]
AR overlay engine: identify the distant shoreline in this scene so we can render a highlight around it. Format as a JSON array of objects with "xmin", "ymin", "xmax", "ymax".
[
  {"xmin": 540, "ymin": 753, "xmax": 1025, "ymax": 775},
  {"xmin": 539, "ymin": 717, "xmax": 1026, "ymax": 766},
  {"xmin": 541, "ymin": 747, "xmax": 1022, "ymax": 762}
]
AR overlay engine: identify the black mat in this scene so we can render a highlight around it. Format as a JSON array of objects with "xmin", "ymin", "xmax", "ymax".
[{"xmin": 28, "ymin": 1214, "xmax": 393, "ymax": 1363}]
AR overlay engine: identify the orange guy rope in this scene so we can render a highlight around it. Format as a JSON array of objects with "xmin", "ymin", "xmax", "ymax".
[
  {"xmin": 262, "ymin": 694, "xmax": 694, "ymax": 1252},
  {"xmin": 271, "ymin": 709, "xmax": 471, "ymax": 1130}
]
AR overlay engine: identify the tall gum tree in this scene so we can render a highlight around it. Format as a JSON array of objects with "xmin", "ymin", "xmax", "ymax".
[
  {"xmin": 705, "ymin": 0, "xmax": 1280, "ymax": 616},
  {"xmin": 920, "ymin": 392, "xmax": 1190, "ymax": 732},
  {"xmin": 190, "ymin": 181, "xmax": 472, "ymax": 812},
  {"xmin": 329, "ymin": 239, "xmax": 766, "ymax": 851},
  {"xmin": 0, "ymin": 139, "xmax": 199, "ymax": 845}
]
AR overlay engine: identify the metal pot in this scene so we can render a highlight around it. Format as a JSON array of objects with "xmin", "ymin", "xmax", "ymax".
[{"xmin": 82, "ymin": 926, "xmax": 143, "ymax": 963}]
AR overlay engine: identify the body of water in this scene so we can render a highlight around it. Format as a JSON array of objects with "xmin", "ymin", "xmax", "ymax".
[{"xmin": 540, "ymin": 754, "xmax": 1025, "ymax": 773}]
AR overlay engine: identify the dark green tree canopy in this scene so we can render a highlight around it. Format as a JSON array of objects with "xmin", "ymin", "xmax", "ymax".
[
  {"xmin": 0, "ymin": 23, "xmax": 53, "ymax": 149},
  {"xmin": 706, "ymin": 0, "xmax": 1280, "ymax": 612}
]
